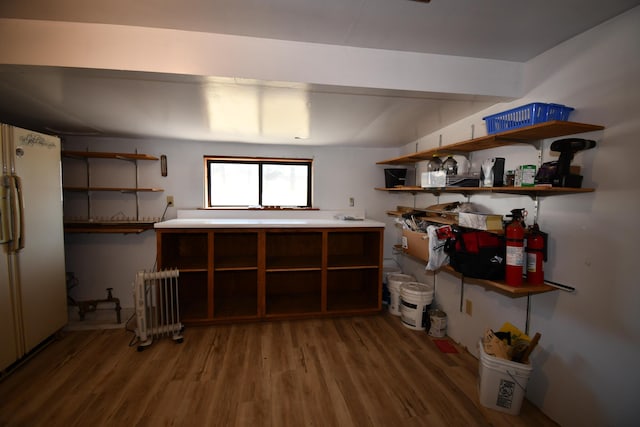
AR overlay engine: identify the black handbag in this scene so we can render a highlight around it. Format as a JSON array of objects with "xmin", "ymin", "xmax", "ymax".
[{"xmin": 445, "ymin": 228, "xmax": 505, "ymax": 280}]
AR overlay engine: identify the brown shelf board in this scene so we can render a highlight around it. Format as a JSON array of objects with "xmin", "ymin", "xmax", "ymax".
[
  {"xmin": 375, "ymin": 186, "xmax": 594, "ymax": 197},
  {"xmin": 63, "ymin": 186, "xmax": 164, "ymax": 192},
  {"xmin": 328, "ymin": 255, "xmax": 380, "ymax": 267},
  {"xmin": 266, "ymin": 256, "xmax": 322, "ymax": 270},
  {"xmin": 266, "ymin": 294, "xmax": 322, "ymax": 315},
  {"xmin": 265, "ymin": 267, "xmax": 323, "ymax": 273},
  {"xmin": 64, "ymin": 221, "xmax": 156, "ymax": 234},
  {"xmin": 491, "ymin": 186, "xmax": 595, "ymax": 196},
  {"xmin": 62, "ymin": 151, "xmax": 159, "ymax": 161},
  {"xmin": 214, "ymin": 297, "xmax": 258, "ymax": 319},
  {"xmin": 179, "ymin": 305, "xmax": 209, "ymax": 321},
  {"xmin": 327, "ymin": 291, "xmax": 380, "ymax": 312},
  {"xmin": 377, "ymin": 121, "xmax": 604, "ymax": 165},
  {"xmin": 213, "ymin": 266, "xmax": 258, "ymax": 272},
  {"xmin": 327, "ymin": 264, "xmax": 380, "ymax": 271},
  {"xmin": 213, "ymin": 256, "xmax": 258, "ymax": 270},
  {"xmin": 440, "ymin": 266, "xmax": 556, "ymax": 297},
  {"xmin": 174, "ymin": 268, "xmax": 209, "ymax": 273}
]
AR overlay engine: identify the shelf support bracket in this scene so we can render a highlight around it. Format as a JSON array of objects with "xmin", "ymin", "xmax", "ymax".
[
  {"xmin": 459, "ymin": 275, "xmax": 465, "ymax": 313},
  {"xmin": 525, "ymin": 294, "xmax": 531, "ymax": 335},
  {"xmin": 532, "ymin": 195, "xmax": 540, "ymax": 223}
]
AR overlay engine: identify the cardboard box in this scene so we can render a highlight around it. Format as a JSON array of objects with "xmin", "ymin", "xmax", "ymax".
[
  {"xmin": 458, "ymin": 212, "xmax": 504, "ymax": 231},
  {"xmin": 402, "ymin": 229, "xmax": 430, "ymax": 262}
]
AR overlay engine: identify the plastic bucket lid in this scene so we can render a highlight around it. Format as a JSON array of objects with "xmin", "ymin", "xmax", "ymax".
[
  {"xmin": 383, "ymin": 266, "xmax": 402, "ymax": 284},
  {"xmin": 388, "ymin": 273, "xmax": 415, "ymax": 291},
  {"xmin": 388, "ymin": 273, "xmax": 414, "ymax": 283},
  {"xmin": 400, "ymin": 281, "xmax": 434, "ymax": 298}
]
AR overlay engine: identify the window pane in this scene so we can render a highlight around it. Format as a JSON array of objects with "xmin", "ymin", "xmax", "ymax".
[
  {"xmin": 209, "ymin": 163, "xmax": 259, "ymax": 206},
  {"xmin": 262, "ymin": 164, "xmax": 308, "ymax": 206}
]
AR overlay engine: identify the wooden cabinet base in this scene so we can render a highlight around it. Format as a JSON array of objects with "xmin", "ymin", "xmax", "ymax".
[{"xmin": 157, "ymin": 227, "xmax": 383, "ymax": 324}]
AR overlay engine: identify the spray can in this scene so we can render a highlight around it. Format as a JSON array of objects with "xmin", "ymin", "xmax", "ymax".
[
  {"xmin": 526, "ymin": 224, "xmax": 546, "ymax": 285},
  {"xmin": 505, "ymin": 209, "xmax": 526, "ymax": 286}
]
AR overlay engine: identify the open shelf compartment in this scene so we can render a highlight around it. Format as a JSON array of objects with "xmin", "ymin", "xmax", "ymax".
[
  {"xmin": 214, "ymin": 231, "xmax": 258, "ymax": 270},
  {"xmin": 265, "ymin": 271, "xmax": 322, "ymax": 315}
]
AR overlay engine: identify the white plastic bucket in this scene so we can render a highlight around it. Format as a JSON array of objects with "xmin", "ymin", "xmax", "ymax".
[
  {"xmin": 400, "ymin": 282, "xmax": 434, "ymax": 330},
  {"xmin": 383, "ymin": 266, "xmax": 402, "ymax": 284},
  {"xmin": 428, "ymin": 309, "xmax": 447, "ymax": 337},
  {"xmin": 387, "ymin": 273, "xmax": 415, "ymax": 316},
  {"xmin": 478, "ymin": 339, "xmax": 533, "ymax": 415},
  {"xmin": 382, "ymin": 266, "xmax": 402, "ymax": 306}
]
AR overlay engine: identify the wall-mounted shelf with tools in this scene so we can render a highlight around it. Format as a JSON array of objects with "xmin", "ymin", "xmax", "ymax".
[
  {"xmin": 376, "ymin": 121, "xmax": 604, "ymax": 165},
  {"xmin": 377, "ymin": 118, "xmax": 603, "ymax": 334}
]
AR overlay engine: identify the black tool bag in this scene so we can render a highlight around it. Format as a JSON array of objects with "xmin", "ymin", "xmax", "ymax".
[{"xmin": 445, "ymin": 228, "xmax": 505, "ymax": 280}]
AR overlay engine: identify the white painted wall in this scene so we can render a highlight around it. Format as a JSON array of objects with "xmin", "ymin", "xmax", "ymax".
[
  {"xmin": 62, "ymin": 137, "xmax": 397, "ymax": 307},
  {"xmin": 0, "ymin": 18, "xmax": 522, "ymax": 98},
  {"xmin": 395, "ymin": 7, "xmax": 640, "ymax": 426}
]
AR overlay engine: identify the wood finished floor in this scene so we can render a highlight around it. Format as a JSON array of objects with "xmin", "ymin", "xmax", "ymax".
[{"xmin": 0, "ymin": 312, "xmax": 557, "ymax": 426}]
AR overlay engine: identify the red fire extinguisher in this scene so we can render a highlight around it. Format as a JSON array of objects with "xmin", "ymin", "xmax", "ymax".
[
  {"xmin": 505, "ymin": 209, "xmax": 526, "ymax": 286},
  {"xmin": 526, "ymin": 223, "xmax": 546, "ymax": 285}
]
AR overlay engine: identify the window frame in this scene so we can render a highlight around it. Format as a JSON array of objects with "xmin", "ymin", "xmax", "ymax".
[{"xmin": 204, "ymin": 155, "xmax": 313, "ymax": 209}]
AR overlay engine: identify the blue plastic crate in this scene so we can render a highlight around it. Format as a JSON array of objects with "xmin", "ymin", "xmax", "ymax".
[
  {"xmin": 483, "ymin": 103, "xmax": 574, "ymax": 134},
  {"xmin": 546, "ymin": 103, "xmax": 574, "ymax": 121}
]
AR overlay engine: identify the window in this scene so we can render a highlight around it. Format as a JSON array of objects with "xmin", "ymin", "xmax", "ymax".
[{"xmin": 204, "ymin": 156, "xmax": 312, "ymax": 208}]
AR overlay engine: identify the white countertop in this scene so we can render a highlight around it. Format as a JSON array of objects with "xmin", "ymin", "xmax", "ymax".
[{"xmin": 154, "ymin": 217, "xmax": 385, "ymax": 229}]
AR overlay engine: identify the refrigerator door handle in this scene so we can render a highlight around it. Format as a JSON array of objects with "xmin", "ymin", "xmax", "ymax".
[
  {"xmin": 13, "ymin": 175, "xmax": 25, "ymax": 251},
  {"xmin": 7, "ymin": 175, "xmax": 24, "ymax": 252},
  {"xmin": 0, "ymin": 175, "xmax": 10, "ymax": 244}
]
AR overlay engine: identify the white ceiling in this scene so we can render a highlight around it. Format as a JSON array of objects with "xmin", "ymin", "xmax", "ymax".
[{"xmin": 0, "ymin": 0, "xmax": 638, "ymax": 147}]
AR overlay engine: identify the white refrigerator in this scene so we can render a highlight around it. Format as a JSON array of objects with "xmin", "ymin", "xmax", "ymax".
[{"xmin": 1, "ymin": 123, "xmax": 67, "ymax": 372}]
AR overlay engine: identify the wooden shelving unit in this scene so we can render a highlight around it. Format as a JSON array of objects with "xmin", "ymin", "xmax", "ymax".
[
  {"xmin": 62, "ymin": 150, "xmax": 163, "ymax": 233},
  {"xmin": 378, "ymin": 119, "xmax": 604, "ymax": 310},
  {"xmin": 375, "ymin": 122, "xmax": 604, "ymax": 198},
  {"xmin": 156, "ymin": 227, "xmax": 383, "ymax": 325}
]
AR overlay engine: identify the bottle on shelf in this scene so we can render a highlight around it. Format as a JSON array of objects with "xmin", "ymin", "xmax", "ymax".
[
  {"xmin": 442, "ymin": 156, "xmax": 458, "ymax": 175},
  {"xmin": 423, "ymin": 155, "xmax": 445, "ymax": 187},
  {"xmin": 427, "ymin": 155, "xmax": 442, "ymax": 172}
]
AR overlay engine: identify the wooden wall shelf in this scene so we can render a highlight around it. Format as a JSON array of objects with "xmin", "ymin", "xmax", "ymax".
[
  {"xmin": 377, "ymin": 121, "xmax": 604, "ymax": 165},
  {"xmin": 440, "ymin": 266, "xmax": 555, "ymax": 296},
  {"xmin": 63, "ymin": 221, "xmax": 156, "ymax": 234},
  {"xmin": 62, "ymin": 149, "xmax": 163, "ymax": 229},
  {"xmin": 375, "ymin": 186, "xmax": 595, "ymax": 198},
  {"xmin": 63, "ymin": 186, "xmax": 164, "ymax": 192},
  {"xmin": 62, "ymin": 151, "xmax": 159, "ymax": 161}
]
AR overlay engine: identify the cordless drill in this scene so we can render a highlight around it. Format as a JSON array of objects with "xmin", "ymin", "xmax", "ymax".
[{"xmin": 536, "ymin": 138, "xmax": 597, "ymax": 188}]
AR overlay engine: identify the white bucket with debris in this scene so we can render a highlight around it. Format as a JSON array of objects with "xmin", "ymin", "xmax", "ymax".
[{"xmin": 478, "ymin": 339, "xmax": 533, "ymax": 415}]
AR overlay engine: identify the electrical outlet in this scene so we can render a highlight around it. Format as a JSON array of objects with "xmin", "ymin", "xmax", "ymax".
[
  {"xmin": 465, "ymin": 299, "xmax": 473, "ymax": 316},
  {"xmin": 349, "ymin": 197, "xmax": 355, "ymax": 207},
  {"xmin": 166, "ymin": 195, "xmax": 174, "ymax": 206}
]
